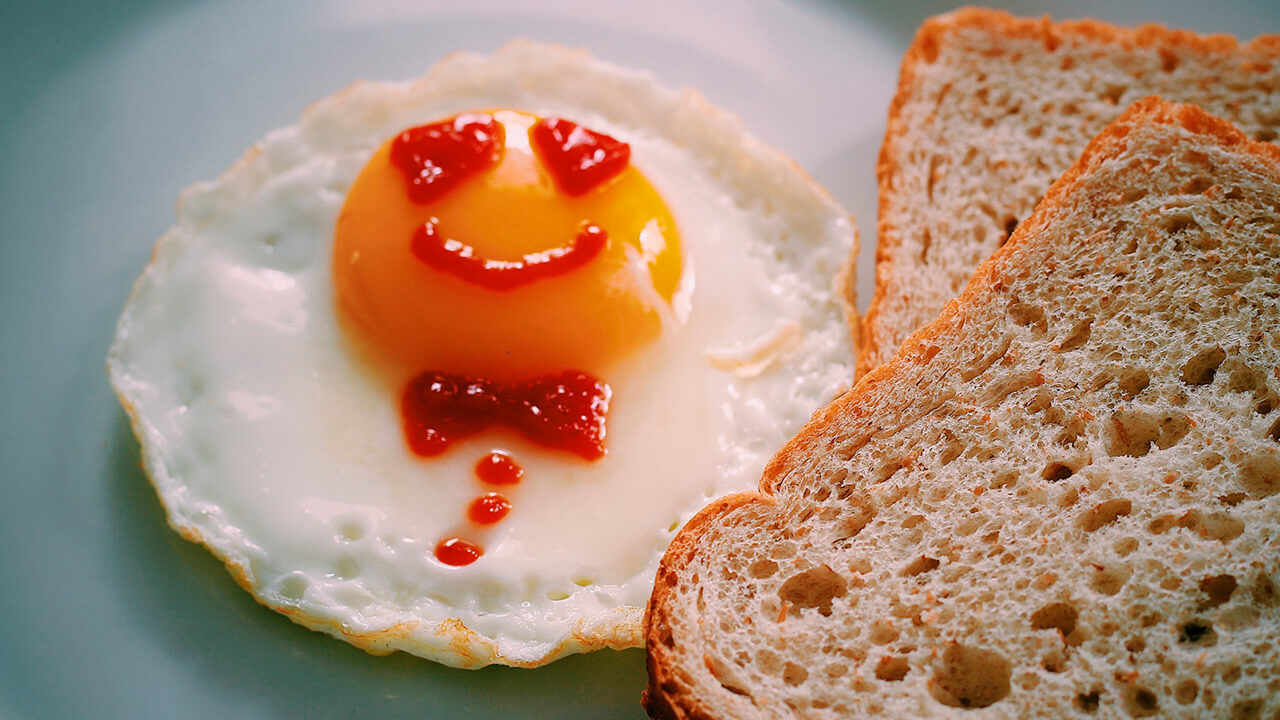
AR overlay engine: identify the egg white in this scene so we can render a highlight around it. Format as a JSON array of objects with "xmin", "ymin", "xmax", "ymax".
[{"xmin": 108, "ymin": 41, "xmax": 856, "ymax": 667}]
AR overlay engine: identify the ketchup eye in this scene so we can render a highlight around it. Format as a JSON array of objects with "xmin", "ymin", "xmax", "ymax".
[
  {"xmin": 529, "ymin": 117, "xmax": 631, "ymax": 196},
  {"xmin": 390, "ymin": 114, "xmax": 505, "ymax": 203}
]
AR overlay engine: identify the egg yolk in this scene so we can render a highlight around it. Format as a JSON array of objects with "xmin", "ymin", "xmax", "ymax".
[{"xmin": 333, "ymin": 109, "xmax": 682, "ymax": 381}]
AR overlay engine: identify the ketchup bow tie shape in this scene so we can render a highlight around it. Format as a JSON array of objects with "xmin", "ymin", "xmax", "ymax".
[{"xmin": 401, "ymin": 370, "xmax": 612, "ymax": 460}]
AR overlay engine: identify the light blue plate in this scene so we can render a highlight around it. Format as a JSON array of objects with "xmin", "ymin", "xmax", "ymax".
[{"xmin": 0, "ymin": 1, "xmax": 1274, "ymax": 717}]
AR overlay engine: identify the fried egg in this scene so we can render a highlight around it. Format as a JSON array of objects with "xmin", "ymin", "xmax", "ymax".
[{"xmin": 107, "ymin": 42, "xmax": 855, "ymax": 668}]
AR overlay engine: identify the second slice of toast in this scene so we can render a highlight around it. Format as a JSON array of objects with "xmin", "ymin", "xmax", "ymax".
[{"xmin": 862, "ymin": 8, "xmax": 1279, "ymax": 375}]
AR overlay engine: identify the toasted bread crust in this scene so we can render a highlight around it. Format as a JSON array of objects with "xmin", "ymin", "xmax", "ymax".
[
  {"xmin": 644, "ymin": 493, "xmax": 772, "ymax": 720},
  {"xmin": 646, "ymin": 98, "xmax": 1280, "ymax": 718},
  {"xmin": 860, "ymin": 7, "xmax": 1280, "ymax": 377}
]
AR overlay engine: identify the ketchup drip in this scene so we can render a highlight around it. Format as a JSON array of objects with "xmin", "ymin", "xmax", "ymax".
[
  {"xmin": 401, "ymin": 370, "xmax": 611, "ymax": 460},
  {"xmin": 435, "ymin": 537, "xmax": 483, "ymax": 567},
  {"xmin": 468, "ymin": 493, "xmax": 512, "ymax": 525},
  {"xmin": 476, "ymin": 451, "xmax": 524, "ymax": 485}
]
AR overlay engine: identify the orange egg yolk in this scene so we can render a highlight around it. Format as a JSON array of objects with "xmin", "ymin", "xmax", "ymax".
[{"xmin": 333, "ymin": 109, "xmax": 682, "ymax": 381}]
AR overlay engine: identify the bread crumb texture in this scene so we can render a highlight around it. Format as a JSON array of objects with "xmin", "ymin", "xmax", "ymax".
[
  {"xmin": 863, "ymin": 8, "xmax": 1280, "ymax": 374},
  {"xmin": 645, "ymin": 100, "xmax": 1280, "ymax": 719}
]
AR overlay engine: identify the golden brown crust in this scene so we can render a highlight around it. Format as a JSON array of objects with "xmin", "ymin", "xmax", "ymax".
[
  {"xmin": 644, "ymin": 493, "xmax": 771, "ymax": 720},
  {"xmin": 859, "ymin": 6, "xmax": 1280, "ymax": 378},
  {"xmin": 645, "ymin": 97, "xmax": 1280, "ymax": 718}
]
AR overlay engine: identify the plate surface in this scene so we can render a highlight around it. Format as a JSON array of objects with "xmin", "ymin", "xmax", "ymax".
[{"xmin": 0, "ymin": 1, "xmax": 1274, "ymax": 717}]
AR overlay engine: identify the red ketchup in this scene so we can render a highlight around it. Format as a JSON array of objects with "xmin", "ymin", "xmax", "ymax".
[
  {"xmin": 468, "ymin": 493, "xmax": 512, "ymax": 525},
  {"xmin": 529, "ymin": 117, "xmax": 631, "ymax": 195},
  {"xmin": 435, "ymin": 537, "xmax": 483, "ymax": 567},
  {"xmin": 411, "ymin": 220, "xmax": 607, "ymax": 290},
  {"xmin": 476, "ymin": 451, "xmax": 524, "ymax": 485},
  {"xmin": 401, "ymin": 370, "xmax": 611, "ymax": 460},
  {"xmin": 390, "ymin": 113, "xmax": 504, "ymax": 203}
]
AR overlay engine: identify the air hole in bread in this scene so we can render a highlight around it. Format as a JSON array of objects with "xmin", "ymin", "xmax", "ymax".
[
  {"xmin": 869, "ymin": 621, "xmax": 898, "ymax": 645},
  {"xmin": 901, "ymin": 556, "xmax": 940, "ymax": 577},
  {"xmin": 769, "ymin": 541, "xmax": 797, "ymax": 560},
  {"xmin": 1116, "ymin": 367, "xmax": 1150, "ymax": 396},
  {"xmin": 1101, "ymin": 82, "xmax": 1126, "ymax": 105},
  {"xmin": 1007, "ymin": 301, "xmax": 1047, "ymax": 331},
  {"xmin": 927, "ymin": 643, "xmax": 1011, "ymax": 709},
  {"xmin": 1174, "ymin": 679, "xmax": 1199, "ymax": 705},
  {"xmin": 1114, "ymin": 536, "xmax": 1139, "ymax": 557},
  {"xmin": 703, "ymin": 654, "xmax": 752, "ymax": 697},
  {"xmin": 1238, "ymin": 453, "xmax": 1280, "ymax": 498},
  {"xmin": 1106, "ymin": 409, "xmax": 1158, "ymax": 457},
  {"xmin": 1179, "ymin": 619, "xmax": 1216, "ymax": 646},
  {"xmin": 1042, "ymin": 463, "xmax": 1074, "ymax": 482},
  {"xmin": 1039, "ymin": 647, "xmax": 1067, "ymax": 673},
  {"xmin": 1181, "ymin": 346, "xmax": 1226, "ymax": 385},
  {"xmin": 1231, "ymin": 698, "xmax": 1265, "ymax": 719},
  {"xmin": 1180, "ymin": 176, "xmax": 1215, "ymax": 195},
  {"xmin": 1057, "ymin": 486, "xmax": 1079, "ymax": 508},
  {"xmin": 991, "ymin": 471, "xmax": 1018, "ymax": 490},
  {"xmin": 1029, "ymin": 601, "xmax": 1078, "ymax": 638},
  {"xmin": 926, "ymin": 156, "xmax": 941, "ymax": 202},
  {"xmin": 1257, "ymin": 397, "xmax": 1276, "ymax": 415},
  {"xmin": 1155, "ymin": 414, "xmax": 1190, "ymax": 449},
  {"xmin": 1090, "ymin": 562, "xmax": 1130, "ymax": 596},
  {"xmin": 1171, "ymin": 509, "xmax": 1243, "ymax": 542},
  {"xmin": 1199, "ymin": 574, "xmax": 1238, "ymax": 608},
  {"xmin": 1266, "ymin": 417, "xmax": 1280, "ymax": 443},
  {"xmin": 782, "ymin": 661, "xmax": 807, "ymax": 686},
  {"xmin": 747, "ymin": 558, "xmax": 778, "ymax": 579},
  {"xmin": 1001, "ymin": 217, "xmax": 1019, "ymax": 245},
  {"xmin": 1255, "ymin": 128, "xmax": 1278, "ymax": 142},
  {"xmin": 1123, "ymin": 685, "xmax": 1160, "ymax": 717},
  {"xmin": 919, "ymin": 228, "xmax": 932, "ymax": 263},
  {"xmin": 1219, "ymin": 491, "xmax": 1247, "ymax": 506},
  {"xmin": 1056, "ymin": 318, "xmax": 1092, "ymax": 351},
  {"xmin": 872, "ymin": 459, "xmax": 902, "ymax": 484},
  {"xmin": 1253, "ymin": 572, "xmax": 1279, "ymax": 607},
  {"xmin": 839, "ymin": 503, "xmax": 876, "ymax": 540},
  {"xmin": 1078, "ymin": 498, "xmax": 1133, "ymax": 532},
  {"xmin": 1121, "ymin": 186, "xmax": 1148, "ymax": 204},
  {"xmin": 1076, "ymin": 690, "xmax": 1102, "ymax": 713},
  {"xmin": 777, "ymin": 565, "xmax": 846, "ymax": 617},
  {"xmin": 874, "ymin": 655, "xmax": 909, "ymax": 682},
  {"xmin": 1124, "ymin": 635, "xmax": 1145, "ymax": 653}
]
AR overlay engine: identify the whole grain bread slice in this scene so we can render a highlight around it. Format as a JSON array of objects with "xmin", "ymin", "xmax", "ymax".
[
  {"xmin": 644, "ymin": 99, "xmax": 1280, "ymax": 719},
  {"xmin": 861, "ymin": 7, "xmax": 1280, "ymax": 376}
]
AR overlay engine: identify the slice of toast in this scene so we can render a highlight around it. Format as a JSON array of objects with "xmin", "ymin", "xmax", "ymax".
[
  {"xmin": 645, "ymin": 99, "xmax": 1280, "ymax": 719},
  {"xmin": 861, "ymin": 7, "xmax": 1280, "ymax": 376}
]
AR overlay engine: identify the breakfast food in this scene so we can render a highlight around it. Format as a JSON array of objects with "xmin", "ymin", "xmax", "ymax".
[
  {"xmin": 861, "ymin": 7, "xmax": 1280, "ymax": 375},
  {"xmin": 645, "ymin": 100, "xmax": 1280, "ymax": 718},
  {"xmin": 107, "ymin": 42, "xmax": 856, "ymax": 667}
]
